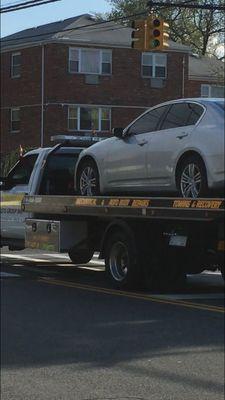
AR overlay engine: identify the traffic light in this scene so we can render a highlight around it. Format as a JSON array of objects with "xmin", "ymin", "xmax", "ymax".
[
  {"xmin": 131, "ymin": 19, "xmax": 147, "ymax": 50},
  {"xmin": 147, "ymin": 17, "xmax": 169, "ymax": 51},
  {"xmin": 131, "ymin": 17, "xmax": 169, "ymax": 52}
]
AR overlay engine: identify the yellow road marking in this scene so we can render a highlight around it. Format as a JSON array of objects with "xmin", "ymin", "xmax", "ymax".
[{"xmin": 39, "ymin": 277, "xmax": 224, "ymax": 314}]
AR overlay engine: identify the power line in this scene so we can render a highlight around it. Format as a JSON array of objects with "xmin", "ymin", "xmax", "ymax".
[
  {"xmin": 1, "ymin": 2, "xmax": 224, "ymax": 44},
  {"xmin": 0, "ymin": 0, "xmax": 59, "ymax": 10},
  {"xmin": 147, "ymin": 1, "xmax": 225, "ymax": 11},
  {"xmin": 1, "ymin": 0, "xmax": 28, "ymax": 6},
  {"xmin": 1, "ymin": 0, "xmax": 45, "ymax": 10},
  {"xmin": 0, "ymin": 0, "xmax": 61, "ymax": 13}
]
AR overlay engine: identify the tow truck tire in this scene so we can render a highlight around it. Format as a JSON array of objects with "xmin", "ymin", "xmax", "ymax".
[
  {"xmin": 77, "ymin": 159, "xmax": 100, "ymax": 196},
  {"xmin": 221, "ymin": 265, "xmax": 225, "ymax": 281},
  {"xmin": 68, "ymin": 248, "xmax": 94, "ymax": 264},
  {"xmin": 105, "ymin": 230, "xmax": 140, "ymax": 289},
  {"xmin": 142, "ymin": 250, "xmax": 186, "ymax": 291}
]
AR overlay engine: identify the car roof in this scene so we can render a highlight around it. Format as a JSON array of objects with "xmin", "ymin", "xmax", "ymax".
[{"xmin": 154, "ymin": 97, "xmax": 224, "ymax": 107}]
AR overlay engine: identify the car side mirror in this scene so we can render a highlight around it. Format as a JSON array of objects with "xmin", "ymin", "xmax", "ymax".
[{"xmin": 112, "ymin": 127, "xmax": 124, "ymax": 138}]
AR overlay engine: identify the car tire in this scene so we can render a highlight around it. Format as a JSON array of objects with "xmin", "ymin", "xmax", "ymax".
[
  {"xmin": 77, "ymin": 159, "xmax": 100, "ymax": 196},
  {"xmin": 177, "ymin": 155, "xmax": 208, "ymax": 198},
  {"xmin": 68, "ymin": 248, "xmax": 94, "ymax": 264}
]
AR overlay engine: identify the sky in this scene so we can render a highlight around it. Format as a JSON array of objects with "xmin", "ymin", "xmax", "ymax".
[{"xmin": 1, "ymin": 0, "xmax": 112, "ymax": 37}]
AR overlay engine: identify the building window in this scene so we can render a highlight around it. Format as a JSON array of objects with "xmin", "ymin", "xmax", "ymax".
[
  {"xmin": 11, "ymin": 52, "xmax": 21, "ymax": 78},
  {"xmin": 69, "ymin": 48, "xmax": 112, "ymax": 75},
  {"xmin": 142, "ymin": 53, "xmax": 167, "ymax": 78},
  {"xmin": 201, "ymin": 84, "xmax": 224, "ymax": 98},
  {"xmin": 68, "ymin": 106, "xmax": 78, "ymax": 130},
  {"xmin": 11, "ymin": 108, "xmax": 20, "ymax": 132},
  {"xmin": 68, "ymin": 106, "xmax": 111, "ymax": 131}
]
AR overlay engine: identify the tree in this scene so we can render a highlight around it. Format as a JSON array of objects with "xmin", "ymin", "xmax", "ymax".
[{"xmin": 95, "ymin": 0, "xmax": 225, "ymax": 58}]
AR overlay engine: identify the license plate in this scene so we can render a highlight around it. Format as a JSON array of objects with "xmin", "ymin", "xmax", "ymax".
[{"xmin": 169, "ymin": 235, "xmax": 187, "ymax": 247}]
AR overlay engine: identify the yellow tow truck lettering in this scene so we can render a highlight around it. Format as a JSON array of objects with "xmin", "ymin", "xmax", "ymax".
[
  {"xmin": 173, "ymin": 200, "xmax": 192, "ymax": 208},
  {"xmin": 108, "ymin": 199, "xmax": 120, "ymax": 206},
  {"xmin": 192, "ymin": 200, "xmax": 222, "ymax": 209},
  {"xmin": 75, "ymin": 198, "xmax": 97, "ymax": 206},
  {"xmin": 119, "ymin": 199, "xmax": 130, "ymax": 207},
  {"xmin": 132, "ymin": 199, "xmax": 150, "ymax": 207}
]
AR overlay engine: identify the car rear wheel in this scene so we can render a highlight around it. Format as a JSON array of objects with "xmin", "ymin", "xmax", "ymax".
[
  {"xmin": 177, "ymin": 155, "xmax": 208, "ymax": 198},
  {"xmin": 78, "ymin": 159, "xmax": 100, "ymax": 196}
]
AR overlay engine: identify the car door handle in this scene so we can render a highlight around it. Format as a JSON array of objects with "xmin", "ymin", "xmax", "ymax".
[
  {"xmin": 138, "ymin": 140, "xmax": 148, "ymax": 146},
  {"xmin": 176, "ymin": 133, "xmax": 189, "ymax": 139}
]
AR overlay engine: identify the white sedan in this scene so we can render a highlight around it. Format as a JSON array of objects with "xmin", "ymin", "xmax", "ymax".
[{"xmin": 75, "ymin": 98, "xmax": 225, "ymax": 198}]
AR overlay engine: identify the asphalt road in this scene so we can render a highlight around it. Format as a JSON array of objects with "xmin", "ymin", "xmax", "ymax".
[{"xmin": 1, "ymin": 248, "xmax": 224, "ymax": 400}]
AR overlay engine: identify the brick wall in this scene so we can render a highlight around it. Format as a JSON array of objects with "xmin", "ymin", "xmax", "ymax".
[
  {"xmin": 1, "ymin": 46, "xmax": 42, "ymax": 153},
  {"xmin": 45, "ymin": 44, "xmax": 189, "ymax": 106},
  {"xmin": 1, "ymin": 43, "xmax": 190, "ymax": 154}
]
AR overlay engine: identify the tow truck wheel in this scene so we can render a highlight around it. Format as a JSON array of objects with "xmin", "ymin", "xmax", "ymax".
[
  {"xmin": 68, "ymin": 248, "xmax": 94, "ymax": 264},
  {"xmin": 221, "ymin": 265, "xmax": 225, "ymax": 281},
  {"xmin": 105, "ymin": 230, "xmax": 140, "ymax": 289},
  {"xmin": 142, "ymin": 250, "xmax": 186, "ymax": 291}
]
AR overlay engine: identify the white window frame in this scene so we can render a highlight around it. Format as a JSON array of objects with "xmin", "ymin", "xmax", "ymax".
[
  {"xmin": 69, "ymin": 48, "xmax": 112, "ymax": 75},
  {"xmin": 142, "ymin": 53, "xmax": 167, "ymax": 79},
  {"xmin": 201, "ymin": 84, "xmax": 210, "ymax": 97},
  {"xmin": 67, "ymin": 106, "xmax": 78, "ymax": 130},
  {"xmin": 11, "ymin": 107, "xmax": 20, "ymax": 132},
  {"xmin": 201, "ymin": 84, "xmax": 225, "ymax": 98},
  {"xmin": 68, "ymin": 105, "xmax": 111, "ymax": 132},
  {"xmin": 11, "ymin": 52, "xmax": 21, "ymax": 78}
]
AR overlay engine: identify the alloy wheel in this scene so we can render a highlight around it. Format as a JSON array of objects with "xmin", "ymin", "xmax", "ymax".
[
  {"xmin": 180, "ymin": 163, "xmax": 202, "ymax": 198},
  {"xmin": 80, "ymin": 166, "xmax": 97, "ymax": 196}
]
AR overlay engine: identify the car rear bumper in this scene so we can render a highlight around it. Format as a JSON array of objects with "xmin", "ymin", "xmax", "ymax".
[{"xmin": 206, "ymin": 154, "xmax": 225, "ymax": 189}]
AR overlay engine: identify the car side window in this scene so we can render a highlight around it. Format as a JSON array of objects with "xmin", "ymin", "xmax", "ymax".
[
  {"xmin": 160, "ymin": 103, "xmax": 203, "ymax": 130},
  {"xmin": 40, "ymin": 153, "xmax": 80, "ymax": 195},
  {"xmin": 7, "ymin": 154, "xmax": 38, "ymax": 187},
  {"xmin": 186, "ymin": 103, "xmax": 204, "ymax": 125},
  {"xmin": 128, "ymin": 105, "xmax": 169, "ymax": 135}
]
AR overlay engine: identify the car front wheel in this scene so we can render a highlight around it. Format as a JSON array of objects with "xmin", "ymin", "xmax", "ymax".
[
  {"xmin": 77, "ymin": 159, "xmax": 100, "ymax": 196},
  {"xmin": 177, "ymin": 155, "xmax": 208, "ymax": 198}
]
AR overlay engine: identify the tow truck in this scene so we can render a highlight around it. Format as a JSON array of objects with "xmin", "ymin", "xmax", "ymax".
[{"xmin": 1, "ymin": 137, "xmax": 224, "ymax": 290}]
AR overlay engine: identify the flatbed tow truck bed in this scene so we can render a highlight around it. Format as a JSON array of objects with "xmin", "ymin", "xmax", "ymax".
[
  {"xmin": 22, "ymin": 195, "xmax": 225, "ymax": 289},
  {"xmin": 23, "ymin": 195, "xmax": 224, "ymax": 221}
]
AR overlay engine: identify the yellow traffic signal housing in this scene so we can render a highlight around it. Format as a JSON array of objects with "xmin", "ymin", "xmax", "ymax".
[
  {"xmin": 147, "ymin": 17, "xmax": 169, "ymax": 51},
  {"xmin": 131, "ymin": 20, "xmax": 147, "ymax": 50}
]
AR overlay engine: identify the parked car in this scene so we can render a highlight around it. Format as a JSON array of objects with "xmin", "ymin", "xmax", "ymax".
[{"xmin": 75, "ymin": 98, "xmax": 225, "ymax": 198}]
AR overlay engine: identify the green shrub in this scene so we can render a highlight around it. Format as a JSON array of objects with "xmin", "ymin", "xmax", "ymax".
[{"xmin": 1, "ymin": 147, "xmax": 34, "ymax": 177}]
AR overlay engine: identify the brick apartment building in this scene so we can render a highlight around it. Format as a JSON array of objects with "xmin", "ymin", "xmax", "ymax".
[{"xmin": 1, "ymin": 14, "xmax": 224, "ymax": 154}]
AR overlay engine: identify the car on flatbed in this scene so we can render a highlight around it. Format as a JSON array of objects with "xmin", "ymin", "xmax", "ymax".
[{"xmin": 75, "ymin": 98, "xmax": 225, "ymax": 198}]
